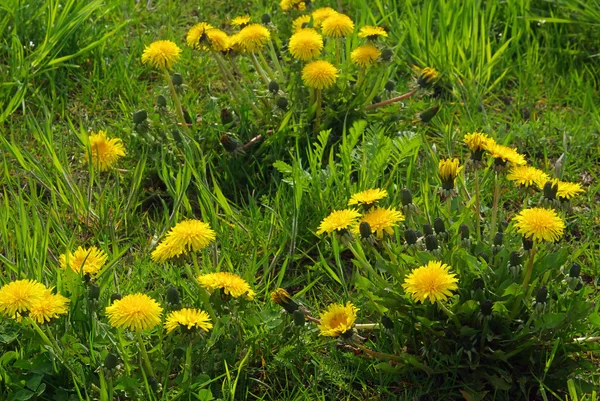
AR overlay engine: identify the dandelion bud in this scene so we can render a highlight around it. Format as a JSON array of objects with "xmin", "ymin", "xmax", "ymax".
[
  {"xmin": 104, "ymin": 353, "xmax": 119, "ymax": 370},
  {"xmin": 110, "ymin": 293, "xmax": 122, "ymax": 303},
  {"xmin": 166, "ymin": 286, "xmax": 180, "ymax": 306},
  {"xmin": 569, "ymin": 263, "xmax": 581, "ymax": 278},
  {"xmin": 543, "ymin": 181, "xmax": 558, "ymax": 201},
  {"xmin": 433, "ymin": 218, "xmax": 446, "ymax": 235},
  {"xmin": 220, "ymin": 107, "xmax": 234, "ymax": 125},
  {"xmin": 359, "ymin": 221, "xmax": 372, "ymax": 239},
  {"xmin": 423, "ymin": 224, "xmax": 434, "ymax": 236},
  {"xmin": 419, "ymin": 104, "xmax": 440, "ymax": 123},
  {"xmin": 261, "ymin": 13, "xmax": 271, "ymax": 24},
  {"xmin": 88, "ymin": 284, "xmax": 100, "ymax": 300},
  {"xmin": 381, "ymin": 315, "xmax": 394, "ymax": 329},
  {"xmin": 148, "ymin": 376, "xmax": 159, "ymax": 392},
  {"xmin": 425, "ymin": 234, "xmax": 438, "ymax": 251},
  {"xmin": 276, "ymin": 97, "xmax": 289, "ymax": 110},
  {"xmin": 384, "ymin": 80, "xmax": 395, "ymax": 92},
  {"xmin": 493, "ymin": 232, "xmax": 504, "ymax": 247},
  {"xmin": 182, "ymin": 108, "xmax": 192, "ymax": 124},
  {"xmin": 535, "ymin": 286, "xmax": 548, "ymax": 304},
  {"xmin": 575, "ymin": 282, "xmax": 583, "ymax": 291},
  {"xmin": 156, "ymin": 95, "xmax": 167, "ymax": 107},
  {"xmin": 401, "ymin": 189, "xmax": 413, "ymax": 206},
  {"xmin": 171, "ymin": 128, "xmax": 182, "ymax": 144},
  {"xmin": 522, "ymin": 236, "xmax": 533, "ymax": 251},
  {"xmin": 220, "ymin": 133, "xmax": 241, "ymax": 153},
  {"xmin": 472, "ymin": 278, "xmax": 484, "ymax": 291},
  {"xmin": 372, "ymin": 95, "xmax": 382, "ymax": 104},
  {"xmin": 459, "ymin": 224, "xmax": 470, "ymax": 240},
  {"xmin": 269, "ymin": 80, "xmax": 280, "ymax": 94},
  {"xmin": 292, "ymin": 309, "xmax": 305, "ymax": 326},
  {"xmin": 133, "ymin": 110, "xmax": 148, "ymax": 124},
  {"xmin": 171, "ymin": 72, "xmax": 183, "ymax": 86},
  {"xmin": 271, "ymin": 288, "xmax": 299, "ymax": 314},
  {"xmin": 509, "ymin": 251, "xmax": 522, "ymax": 267},
  {"xmin": 414, "ymin": 230, "xmax": 423, "ymax": 239},
  {"xmin": 404, "ymin": 229, "xmax": 417, "ymax": 245},
  {"xmin": 381, "ymin": 48, "xmax": 393, "ymax": 62},
  {"xmin": 417, "ymin": 67, "xmax": 439, "ymax": 89},
  {"xmin": 480, "ymin": 299, "xmax": 493, "ymax": 316},
  {"xmin": 478, "ymin": 253, "xmax": 489, "ymax": 264}
]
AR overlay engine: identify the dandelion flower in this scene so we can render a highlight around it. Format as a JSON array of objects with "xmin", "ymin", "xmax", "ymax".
[
  {"xmin": 402, "ymin": 261, "xmax": 458, "ymax": 304},
  {"xmin": 206, "ymin": 29, "xmax": 230, "ymax": 52},
  {"xmin": 463, "ymin": 132, "xmax": 495, "ymax": 152},
  {"xmin": 350, "ymin": 44, "xmax": 381, "ymax": 68},
  {"xmin": 289, "ymin": 29, "xmax": 324, "ymax": 61},
  {"xmin": 358, "ymin": 26, "xmax": 388, "ymax": 40},
  {"xmin": 231, "ymin": 16, "xmax": 251, "ymax": 28},
  {"xmin": 556, "ymin": 180, "xmax": 585, "ymax": 200},
  {"xmin": 439, "ymin": 158, "xmax": 462, "ymax": 190},
  {"xmin": 348, "ymin": 188, "xmax": 388, "ymax": 206},
  {"xmin": 29, "ymin": 290, "xmax": 70, "ymax": 324},
  {"xmin": 141, "ymin": 40, "xmax": 182, "ymax": 70},
  {"xmin": 280, "ymin": 0, "xmax": 306, "ymax": 11},
  {"xmin": 416, "ymin": 66, "xmax": 439, "ymax": 88},
  {"xmin": 357, "ymin": 207, "xmax": 404, "ymax": 239},
  {"xmin": 318, "ymin": 302, "xmax": 358, "ymax": 337},
  {"xmin": 513, "ymin": 207, "xmax": 565, "ymax": 243},
  {"xmin": 486, "ymin": 143, "xmax": 527, "ymax": 167},
  {"xmin": 0, "ymin": 279, "xmax": 46, "ymax": 317},
  {"xmin": 197, "ymin": 272, "xmax": 255, "ymax": 299},
  {"xmin": 238, "ymin": 24, "xmax": 271, "ymax": 53},
  {"xmin": 302, "ymin": 60, "xmax": 338, "ymax": 89},
  {"xmin": 105, "ymin": 293, "xmax": 163, "ymax": 331},
  {"xmin": 312, "ymin": 7, "xmax": 337, "ymax": 28},
  {"xmin": 270, "ymin": 288, "xmax": 299, "ymax": 314},
  {"xmin": 151, "ymin": 220, "xmax": 216, "ymax": 262},
  {"xmin": 316, "ymin": 209, "xmax": 361, "ymax": 235},
  {"xmin": 507, "ymin": 166, "xmax": 549, "ymax": 189},
  {"xmin": 86, "ymin": 131, "xmax": 126, "ymax": 172},
  {"xmin": 164, "ymin": 308, "xmax": 213, "ymax": 334},
  {"xmin": 60, "ymin": 246, "xmax": 108, "ymax": 275},
  {"xmin": 186, "ymin": 22, "xmax": 214, "ymax": 49},
  {"xmin": 292, "ymin": 15, "xmax": 312, "ymax": 32},
  {"xmin": 321, "ymin": 14, "xmax": 355, "ymax": 38}
]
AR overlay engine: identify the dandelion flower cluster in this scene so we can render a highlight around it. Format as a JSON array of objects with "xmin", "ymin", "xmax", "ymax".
[
  {"xmin": 348, "ymin": 188, "xmax": 388, "ymax": 206},
  {"xmin": 292, "ymin": 15, "xmax": 312, "ymax": 32},
  {"xmin": 507, "ymin": 166, "xmax": 549, "ymax": 189},
  {"xmin": 358, "ymin": 26, "xmax": 388, "ymax": 40},
  {"xmin": 197, "ymin": 272, "xmax": 255, "ymax": 299},
  {"xmin": 280, "ymin": 0, "xmax": 306, "ymax": 11},
  {"xmin": 86, "ymin": 131, "xmax": 126, "ymax": 172},
  {"xmin": 302, "ymin": 60, "xmax": 338, "ymax": 89},
  {"xmin": 321, "ymin": 14, "xmax": 355, "ymax": 38},
  {"xmin": 357, "ymin": 207, "xmax": 404, "ymax": 239},
  {"xmin": 237, "ymin": 24, "xmax": 271, "ymax": 52},
  {"xmin": 186, "ymin": 22, "xmax": 214, "ymax": 49},
  {"xmin": 105, "ymin": 293, "xmax": 163, "ymax": 331},
  {"xmin": 141, "ymin": 40, "xmax": 182, "ymax": 70},
  {"xmin": 205, "ymin": 29, "xmax": 230, "ymax": 52},
  {"xmin": 402, "ymin": 261, "xmax": 459, "ymax": 304},
  {"xmin": 350, "ymin": 44, "xmax": 381, "ymax": 68},
  {"xmin": 289, "ymin": 29, "xmax": 324, "ymax": 62},
  {"xmin": 318, "ymin": 302, "xmax": 358, "ymax": 337},
  {"xmin": 60, "ymin": 246, "xmax": 108, "ymax": 275},
  {"xmin": 151, "ymin": 219, "xmax": 216, "ymax": 262},
  {"xmin": 164, "ymin": 308, "xmax": 213, "ymax": 334},
  {"xmin": 513, "ymin": 207, "xmax": 565, "ymax": 243},
  {"xmin": 316, "ymin": 209, "xmax": 361, "ymax": 235},
  {"xmin": 0, "ymin": 279, "xmax": 46, "ymax": 317},
  {"xmin": 29, "ymin": 290, "xmax": 70, "ymax": 324},
  {"xmin": 312, "ymin": 7, "xmax": 337, "ymax": 28}
]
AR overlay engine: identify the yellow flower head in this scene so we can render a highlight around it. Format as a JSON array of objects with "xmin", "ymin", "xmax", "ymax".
[
  {"xmin": 415, "ymin": 66, "xmax": 439, "ymax": 88},
  {"xmin": 486, "ymin": 143, "xmax": 527, "ymax": 166},
  {"xmin": 513, "ymin": 207, "xmax": 565, "ymax": 243},
  {"xmin": 439, "ymin": 158, "xmax": 462, "ymax": 190},
  {"xmin": 186, "ymin": 22, "xmax": 214, "ymax": 49},
  {"xmin": 231, "ymin": 16, "xmax": 251, "ymax": 28},
  {"xmin": 237, "ymin": 24, "xmax": 271, "ymax": 53},
  {"xmin": 302, "ymin": 60, "xmax": 338, "ymax": 89},
  {"xmin": 348, "ymin": 188, "xmax": 388, "ymax": 206},
  {"xmin": 358, "ymin": 26, "xmax": 388, "ymax": 40},
  {"xmin": 60, "ymin": 246, "xmax": 108, "ymax": 275},
  {"xmin": 318, "ymin": 302, "xmax": 358, "ymax": 337},
  {"xmin": 312, "ymin": 7, "xmax": 337, "ymax": 28},
  {"xmin": 350, "ymin": 44, "xmax": 381, "ymax": 68},
  {"xmin": 151, "ymin": 220, "xmax": 216, "ymax": 263},
  {"xmin": 164, "ymin": 308, "xmax": 213, "ymax": 334},
  {"xmin": 197, "ymin": 272, "xmax": 255, "ymax": 299},
  {"xmin": 280, "ymin": 0, "xmax": 306, "ymax": 11},
  {"xmin": 86, "ymin": 130, "xmax": 126, "ymax": 172},
  {"xmin": 206, "ymin": 29, "xmax": 231, "ymax": 52},
  {"xmin": 105, "ymin": 293, "xmax": 163, "ymax": 331},
  {"xmin": 0, "ymin": 279, "xmax": 46, "ymax": 317},
  {"xmin": 29, "ymin": 290, "xmax": 70, "ymax": 324},
  {"xmin": 316, "ymin": 209, "xmax": 361, "ymax": 235},
  {"xmin": 292, "ymin": 15, "xmax": 312, "ymax": 32},
  {"xmin": 507, "ymin": 166, "xmax": 550, "ymax": 189},
  {"xmin": 289, "ymin": 28, "xmax": 324, "ymax": 62},
  {"xmin": 556, "ymin": 180, "xmax": 585, "ymax": 200},
  {"xmin": 141, "ymin": 40, "xmax": 182, "ymax": 70},
  {"xmin": 356, "ymin": 207, "xmax": 404, "ymax": 239},
  {"xmin": 321, "ymin": 13, "xmax": 355, "ymax": 38},
  {"xmin": 402, "ymin": 261, "xmax": 458, "ymax": 304},
  {"xmin": 271, "ymin": 288, "xmax": 299, "ymax": 314},
  {"xmin": 463, "ymin": 132, "xmax": 495, "ymax": 152}
]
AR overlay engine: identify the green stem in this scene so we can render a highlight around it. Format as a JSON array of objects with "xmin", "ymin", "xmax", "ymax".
[
  {"xmin": 165, "ymin": 69, "xmax": 191, "ymax": 139},
  {"xmin": 510, "ymin": 241, "xmax": 537, "ymax": 319},
  {"xmin": 489, "ymin": 171, "xmax": 500, "ymax": 245},
  {"xmin": 213, "ymin": 53, "xmax": 263, "ymax": 117},
  {"xmin": 258, "ymin": 50, "xmax": 275, "ymax": 80},
  {"xmin": 474, "ymin": 169, "xmax": 481, "ymax": 243},
  {"xmin": 335, "ymin": 38, "xmax": 341, "ymax": 65},
  {"xmin": 314, "ymin": 89, "xmax": 322, "ymax": 135},
  {"xmin": 437, "ymin": 301, "xmax": 461, "ymax": 329},
  {"xmin": 479, "ymin": 318, "xmax": 489, "ymax": 353},
  {"xmin": 136, "ymin": 331, "xmax": 156, "ymax": 378},
  {"xmin": 182, "ymin": 341, "xmax": 193, "ymax": 386},
  {"xmin": 354, "ymin": 323, "xmax": 380, "ymax": 330},
  {"xmin": 185, "ymin": 263, "xmax": 218, "ymax": 324},
  {"xmin": 268, "ymin": 38, "xmax": 284, "ymax": 78},
  {"xmin": 251, "ymin": 52, "xmax": 270, "ymax": 87}
]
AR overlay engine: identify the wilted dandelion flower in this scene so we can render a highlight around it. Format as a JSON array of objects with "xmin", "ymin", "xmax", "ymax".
[
  {"xmin": 151, "ymin": 220, "xmax": 216, "ymax": 262},
  {"xmin": 289, "ymin": 29, "xmax": 324, "ymax": 62},
  {"xmin": 402, "ymin": 261, "xmax": 458, "ymax": 304},
  {"xmin": 463, "ymin": 132, "xmax": 494, "ymax": 152},
  {"xmin": 507, "ymin": 166, "xmax": 549, "ymax": 189},
  {"xmin": 302, "ymin": 60, "xmax": 338, "ymax": 89},
  {"xmin": 316, "ymin": 209, "xmax": 361, "ymax": 235},
  {"xmin": 105, "ymin": 293, "xmax": 163, "ymax": 331},
  {"xmin": 238, "ymin": 23, "xmax": 271, "ymax": 52},
  {"xmin": 356, "ymin": 207, "xmax": 404, "ymax": 239},
  {"xmin": 350, "ymin": 44, "xmax": 381, "ymax": 68},
  {"xmin": 60, "ymin": 246, "xmax": 108, "ymax": 275},
  {"xmin": 486, "ymin": 143, "xmax": 526, "ymax": 168},
  {"xmin": 197, "ymin": 272, "xmax": 255, "ymax": 299},
  {"xmin": 358, "ymin": 26, "xmax": 388, "ymax": 40},
  {"xmin": 0, "ymin": 279, "xmax": 46, "ymax": 317},
  {"xmin": 186, "ymin": 22, "xmax": 214, "ymax": 49},
  {"xmin": 439, "ymin": 158, "xmax": 462, "ymax": 191},
  {"xmin": 513, "ymin": 207, "xmax": 565, "ymax": 243},
  {"xmin": 321, "ymin": 14, "xmax": 355, "ymax": 38},
  {"xmin": 556, "ymin": 180, "xmax": 585, "ymax": 200},
  {"xmin": 271, "ymin": 288, "xmax": 299, "ymax": 314},
  {"xmin": 318, "ymin": 302, "xmax": 358, "ymax": 337},
  {"xmin": 164, "ymin": 308, "xmax": 213, "ymax": 334},
  {"xmin": 86, "ymin": 131, "xmax": 126, "ymax": 172},
  {"xmin": 312, "ymin": 7, "xmax": 337, "ymax": 28},
  {"xmin": 416, "ymin": 66, "xmax": 439, "ymax": 88},
  {"xmin": 348, "ymin": 188, "xmax": 388, "ymax": 206},
  {"xmin": 231, "ymin": 16, "xmax": 251, "ymax": 28},
  {"xmin": 141, "ymin": 40, "xmax": 182, "ymax": 70},
  {"xmin": 292, "ymin": 15, "xmax": 312, "ymax": 32},
  {"xmin": 29, "ymin": 290, "xmax": 70, "ymax": 324},
  {"xmin": 206, "ymin": 29, "xmax": 230, "ymax": 52}
]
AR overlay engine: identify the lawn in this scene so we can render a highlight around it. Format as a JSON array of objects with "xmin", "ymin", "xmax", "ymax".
[{"xmin": 1, "ymin": 0, "xmax": 599, "ymax": 400}]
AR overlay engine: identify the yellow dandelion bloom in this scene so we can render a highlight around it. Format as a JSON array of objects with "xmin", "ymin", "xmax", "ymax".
[
  {"xmin": 0, "ymin": 279, "xmax": 46, "ymax": 317},
  {"xmin": 439, "ymin": 158, "xmax": 462, "ymax": 189},
  {"xmin": 350, "ymin": 44, "xmax": 381, "ymax": 68},
  {"xmin": 271, "ymin": 288, "xmax": 292, "ymax": 306},
  {"xmin": 231, "ymin": 16, "xmax": 251, "ymax": 28},
  {"xmin": 507, "ymin": 166, "xmax": 550, "ymax": 189},
  {"xmin": 237, "ymin": 24, "xmax": 271, "ymax": 53},
  {"xmin": 151, "ymin": 220, "xmax": 216, "ymax": 263},
  {"xmin": 105, "ymin": 293, "xmax": 163, "ymax": 331},
  {"xmin": 292, "ymin": 15, "xmax": 312, "ymax": 32},
  {"xmin": 463, "ymin": 132, "xmax": 495, "ymax": 152},
  {"xmin": 318, "ymin": 302, "xmax": 358, "ymax": 337},
  {"xmin": 164, "ymin": 308, "xmax": 213, "ymax": 334},
  {"xmin": 206, "ymin": 29, "xmax": 230, "ymax": 52},
  {"xmin": 348, "ymin": 188, "xmax": 388, "ymax": 206},
  {"xmin": 302, "ymin": 60, "xmax": 338, "ymax": 89},
  {"xmin": 357, "ymin": 207, "xmax": 404, "ymax": 239},
  {"xmin": 29, "ymin": 290, "xmax": 70, "ymax": 324},
  {"xmin": 513, "ymin": 207, "xmax": 565, "ymax": 243},
  {"xmin": 141, "ymin": 40, "xmax": 181, "ymax": 70},
  {"xmin": 86, "ymin": 130, "xmax": 126, "ymax": 172},
  {"xmin": 186, "ymin": 22, "xmax": 214, "ymax": 50},
  {"xmin": 402, "ymin": 261, "xmax": 458, "ymax": 304},
  {"xmin": 321, "ymin": 13, "xmax": 355, "ymax": 38},
  {"xmin": 60, "ymin": 246, "xmax": 108, "ymax": 275},
  {"xmin": 556, "ymin": 180, "xmax": 585, "ymax": 199},
  {"xmin": 228, "ymin": 32, "xmax": 244, "ymax": 53},
  {"xmin": 316, "ymin": 209, "xmax": 361, "ymax": 235},
  {"xmin": 486, "ymin": 143, "xmax": 527, "ymax": 166},
  {"xmin": 197, "ymin": 272, "xmax": 255, "ymax": 300},
  {"xmin": 280, "ymin": 0, "xmax": 306, "ymax": 11},
  {"xmin": 289, "ymin": 29, "xmax": 324, "ymax": 62},
  {"xmin": 415, "ymin": 66, "xmax": 439, "ymax": 88},
  {"xmin": 312, "ymin": 7, "xmax": 337, "ymax": 28},
  {"xmin": 358, "ymin": 26, "xmax": 388, "ymax": 40}
]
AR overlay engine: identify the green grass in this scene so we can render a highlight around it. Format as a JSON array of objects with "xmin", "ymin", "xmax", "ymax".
[{"xmin": 1, "ymin": 0, "xmax": 600, "ymax": 400}]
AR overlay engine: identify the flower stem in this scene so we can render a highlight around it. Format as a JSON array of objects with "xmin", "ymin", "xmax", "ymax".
[
  {"xmin": 251, "ymin": 52, "xmax": 270, "ymax": 87},
  {"xmin": 335, "ymin": 38, "xmax": 341, "ymax": 65},
  {"xmin": 510, "ymin": 241, "xmax": 537, "ymax": 319},
  {"xmin": 489, "ymin": 171, "xmax": 501, "ymax": 245},
  {"xmin": 314, "ymin": 89, "xmax": 322, "ymax": 135},
  {"xmin": 185, "ymin": 263, "xmax": 218, "ymax": 324},
  {"xmin": 258, "ymin": 50, "xmax": 275, "ymax": 81},
  {"xmin": 365, "ymin": 89, "xmax": 418, "ymax": 110},
  {"xmin": 164, "ymin": 69, "xmax": 191, "ymax": 139},
  {"xmin": 474, "ymin": 169, "xmax": 481, "ymax": 242},
  {"xmin": 268, "ymin": 38, "xmax": 284, "ymax": 78},
  {"xmin": 136, "ymin": 331, "xmax": 156, "ymax": 378},
  {"xmin": 437, "ymin": 301, "xmax": 461, "ymax": 329},
  {"xmin": 182, "ymin": 341, "xmax": 193, "ymax": 386},
  {"xmin": 354, "ymin": 323, "xmax": 380, "ymax": 330}
]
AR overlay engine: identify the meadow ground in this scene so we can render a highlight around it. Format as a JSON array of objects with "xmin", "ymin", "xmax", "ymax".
[{"xmin": 1, "ymin": 0, "xmax": 600, "ymax": 400}]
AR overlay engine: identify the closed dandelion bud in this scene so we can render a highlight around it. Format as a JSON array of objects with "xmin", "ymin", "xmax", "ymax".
[
  {"xmin": 381, "ymin": 315, "xmax": 394, "ymax": 329},
  {"xmin": 381, "ymin": 48, "xmax": 393, "ymax": 62},
  {"xmin": 133, "ymin": 110, "xmax": 148, "ymax": 124},
  {"xmin": 359, "ymin": 221, "xmax": 372, "ymax": 239},
  {"xmin": 182, "ymin": 108, "xmax": 192, "ymax": 124},
  {"xmin": 220, "ymin": 133, "xmax": 241, "ymax": 153},
  {"xmin": 522, "ymin": 236, "xmax": 533, "ymax": 251},
  {"xmin": 480, "ymin": 299, "xmax": 493, "ymax": 316},
  {"xmin": 269, "ymin": 80, "xmax": 280, "ymax": 94},
  {"xmin": 220, "ymin": 108, "xmax": 233, "ymax": 125},
  {"xmin": 88, "ymin": 284, "xmax": 100, "ymax": 300},
  {"xmin": 472, "ymin": 278, "xmax": 484, "ymax": 291},
  {"xmin": 156, "ymin": 94, "xmax": 167, "ymax": 107},
  {"xmin": 276, "ymin": 97, "xmax": 289, "ymax": 110},
  {"xmin": 104, "ymin": 353, "xmax": 119, "ymax": 370},
  {"xmin": 415, "ymin": 230, "xmax": 423, "ymax": 239},
  {"xmin": 261, "ymin": 13, "xmax": 271, "ymax": 24},
  {"xmin": 171, "ymin": 72, "xmax": 183, "ymax": 86},
  {"xmin": 417, "ymin": 67, "xmax": 439, "ymax": 89},
  {"xmin": 575, "ymin": 282, "xmax": 583, "ymax": 291},
  {"xmin": 171, "ymin": 129, "xmax": 182, "ymax": 144},
  {"xmin": 535, "ymin": 286, "xmax": 548, "ymax": 304},
  {"xmin": 459, "ymin": 224, "xmax": 470, "ymax": 240},
  {"xmin": 423, "ymin": 224, "xmax": 434, "ymax": 236},
  {"xmin": 425, "ymin": 234, "xmax": 438, "ymax": 251},
  {"xmin": 419, "ymin": 104, "xmax": 440, "ymax": 123},
  {"xmin": 372, "ymin": 95, "xmax": 382, "ymax": 104},
  {"xmin": 404, "ymin": 229, "xmax": 417, "ymax": 245},
  {"xmin": 401, "ymin": 189, "xmax": 413, "ymax": 206},
  {"xmin": 166, "ymin": 286, "xmax": 180, "ymax": 305},
  {"xmin": 433, "ymin": 218, "xmax": 446, "ymax": 235},
  {"xmin": 509, "ymin": 251, "xmax": 522, "ymax": 267},
  {"xmin": 148, "ymin": 376, "xmax": 159, "ymax": 392},
  {"xmin": 478, "ymin": 253, "xmax": 489, "ymax": 264},
  {"xmin": 110, "ymin": 293, "xmax": 122, "ymax": 303},
  {"xmin": 292, "ymin": 309, "xmax": 305, "ymax": 326},
  {"xmin": 271, "ymin": 288, "xmax": 299, "ymax": 314},
  {"xmin": 493, "ymin": 232, "xmax": 504, "ymax": 247},
  {"xmin": 384, "ymin": 80, "xmax": 395, "ymax": 92},
  {"xmin": 569, "ymin": 263, "xmax": 581, "ymax": 278}
]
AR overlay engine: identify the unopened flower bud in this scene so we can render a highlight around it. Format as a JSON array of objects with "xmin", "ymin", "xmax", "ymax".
[
  {"xmin": 404, "ymin": 229, "xmax": 417, "ymax": 245},
  {"xmin": 133, "ymin": 110, "xmax": 148, "ymax": 124},
  {"xmin": 156, "ymin": 95, "xmax": 167, "ymax": 107},
  {"xmin": 381, "ymin": 315, "xmax": 394, "ymax": 329},
  {"xmin": 509, "ymin": 251, "xmax": 522, "ymax": 267},
  {"xmin": 535, "ymin": 286, "xmax": 548, "ymax": 304},
  {"xmin": 271, "ymin": 288, "xmax": 299, "ymax": 314},
  {"xmin": 401, "ymin": 189, "xmax": 413, "ymax": 206},
  {"xmin": 104, "ymin": 353, "xmax": 119, "ymax": 370},
  {"xmin": 493, "ymin": 232, "xmax": 504, "ymax": 247},
  {"xmin": 569, "ymin": 263, "xmax": 581, "ymax": 278},
  {"xmin": 268, "ymin": 80, "xmax": 280, "ymax": 94},
  {"xmin": 359, "ymin": 222, "xmax": 372, "ymax": 239},
  {"xmin": 459, "ymin": 224, "xmax": 470, "ymax": 240},
  {"xmin": 478, "ymin": 253, "xmax": 489, "ymax": 264},
  {"xmin": 381, "ymin": 48, "xmax": 393, "ymax": 62},
  {"xmin": 372, "ymin": 95, "xmax": 382, "ymax": 104},
  {"xmin": 292, "ymin": 309, "xmax": 305, "ymax": 326},
  {"xmin": 423, "ymin": 224, "xmax": 434, "ymax": 236},
  {"xmin": 261, "ymin": 13, "xmax": 271, "ymax": 24},
  {"xmin": 88, "ymin": 284, "xmax": 100, "ymax": 300},
  {"xmin": 276, "ymin": 97, "xmax": 289, "ymax": 110},
  {"xmin": 480, "ymin": 299, "xmax": 493, "ymax": 316},
  {"xmin": 110, "ymin": 293, "xmax": 122, "ymax": 303},
  {"xmin": 148, "ymin": 376, "xmax": 159, "ymax": 392},
  {"xmin": 166, "ymin": 286, "xmax": 180, "ymax": 305},
  {"xmin": 433, "ymin": 218, "xmax": 446, "ymax": 235},
  {"xmin": 522, "ymin": 236, "xmax": 533, "ymax": 251},
  {"xmin": 425, "ymin": 234, "xmax": 438, "ymax": 251},
  {"xmin": 419, "ymin": 104, "xmax": 440, "ymax": 123},
  {"xmin": 472, "ymin": 278, "xmax": 484, "ymax": 291},
  {"xmin": 171, "ymin": 129, "xmax": 182, "ymax": 144},
  {"xmin": 171, "ymin": 72, "xmax": 183, "ymax": 86},
  {"xmin": 384, "ymin": 80, "xmax": 395, "ymax": 92},
  {"xmin": 221, "ymin": 108, "xmax": 234, "ymax": 125}
]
